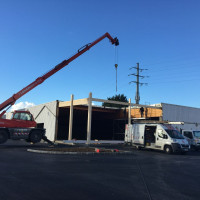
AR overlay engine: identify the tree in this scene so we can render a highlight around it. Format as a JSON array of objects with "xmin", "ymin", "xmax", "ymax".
[{"xmin": 102, "ymin": 94, "xmax": 128, "ymax": 108}]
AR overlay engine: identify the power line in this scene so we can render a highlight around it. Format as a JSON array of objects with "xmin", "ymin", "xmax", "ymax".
[
  {"xmin": 149, "ymin": 77, "xmax": 200, "ymax": 85},
  {"xmin": 149, "ymin": 63, "xmax": 200, "ymax": 73},
  {"xmin": 142, "ymin": 56, "xmax": 200, "ymax": 68}
]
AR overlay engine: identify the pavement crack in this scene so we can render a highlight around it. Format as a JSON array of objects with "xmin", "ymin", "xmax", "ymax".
[{"xmin": 135, "ymin": 157, "xmax": 153, "ymax": 200}]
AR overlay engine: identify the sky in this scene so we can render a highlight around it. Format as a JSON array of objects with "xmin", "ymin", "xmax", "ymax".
[{"xmin": 0, "ymin": 0, "xmax": 200, "ymax": 110}]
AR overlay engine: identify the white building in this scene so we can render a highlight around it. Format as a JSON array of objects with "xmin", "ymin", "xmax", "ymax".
[{"xmin": 158, "ymin": 103, "xmax": 200, "ymax": 131}]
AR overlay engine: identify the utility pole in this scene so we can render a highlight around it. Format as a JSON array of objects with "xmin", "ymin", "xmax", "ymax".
[
  {"xmin": 129, "ymin": 63, "xmax": 148, "ymax": 104},
  {"xmin": 135, "ymin": 63, "xmax": 140, "ymax": 104}
]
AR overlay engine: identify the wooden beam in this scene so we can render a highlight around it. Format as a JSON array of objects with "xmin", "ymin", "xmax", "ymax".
[
  {"xmin": 92, "ymin": 98, "xmax": 161, "ymax": 109},
  {"xmin": 92, "ymin": 98, "xmax": 129, "ymax": 106},
  {"xmin": 59, "ymin": 98, "xmax": 88, "ymax": 107},
  {"xmin": 128, "ymin": 98, "xmax": 131, "ymax": 125},
  {"xmin": 54, "ymin": 100, "xmax": 59, "ymax": 141},
  {"xmin": 86, "ymin": 92, "xmax": 92, "ymax": 144},
  {"xmin": 131, "ymin": 103, "xmax": 162, "ymax": 109},
  {"xmin": 59, "ymin": 97, "xmax": 161, "ymax": 109},
  {"xmin": 68, "ymin": 94, "xmax": 74, "ymax": 140}
]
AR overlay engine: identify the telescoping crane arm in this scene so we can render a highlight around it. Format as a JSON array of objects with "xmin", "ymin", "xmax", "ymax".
[{"xmin": 0, "ymin": 32, "xmax": 119, "ymax": 117}]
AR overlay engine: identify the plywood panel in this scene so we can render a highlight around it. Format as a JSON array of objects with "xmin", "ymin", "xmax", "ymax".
[{"xmin": 131, "ymin": 108, "xmax": 162, "ymax": 118}]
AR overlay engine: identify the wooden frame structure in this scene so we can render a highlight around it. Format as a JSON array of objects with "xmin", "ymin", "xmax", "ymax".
[{"xmin": 59, "ymin": 92, "xmax": 161, "ymax": 144}]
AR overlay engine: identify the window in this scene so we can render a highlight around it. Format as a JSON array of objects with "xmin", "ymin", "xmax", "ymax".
[
  {"xmin": 184, "ymin": 131, "xmax": 193, "ymax": 139},
  {"xmin": 13, "ymin": 112, "xmax": 32, "ymax": 121},
  {"xmin": 158, "ymin": 129, "xmax": 164, "ymax": 138},
  {"xmin": 13, "ymin": 113, "xmax": 20, "ymax": 120},
  {"xmin": 193, "ymin": 131, "xmax": 200, "ymax": 138},
  {"xmin": 166, "ymin": 129, "xmax": 184, "ymax": 139}
]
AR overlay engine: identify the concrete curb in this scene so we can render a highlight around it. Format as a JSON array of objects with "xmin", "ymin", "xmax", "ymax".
[{"xmin": 27, "ymin": 148, "xmax": 134, "ymax": 155}]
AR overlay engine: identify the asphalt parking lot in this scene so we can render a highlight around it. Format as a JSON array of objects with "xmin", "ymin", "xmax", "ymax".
[{"xmin": 0, "ymin": 141, "xmax": 200, "ymax": 200}]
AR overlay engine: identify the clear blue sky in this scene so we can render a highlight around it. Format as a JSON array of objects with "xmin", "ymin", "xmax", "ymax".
[{"xmin": 1, "ymin": 0, "xmax": 200, "ymax": 108}]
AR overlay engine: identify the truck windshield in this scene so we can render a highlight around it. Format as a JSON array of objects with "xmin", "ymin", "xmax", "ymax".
[
  {"xmin": 13, "ymin": 112, "xmax": 32, "ymax": 121},
  {"xmin": 166, "ymin": 129, "xmax": 184, "ymax": 139},
  {"xmin": 193, "ymin": 131, "xmax": 200, "ymax": 138}
]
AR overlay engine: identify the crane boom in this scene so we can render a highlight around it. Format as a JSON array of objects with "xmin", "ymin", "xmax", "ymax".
[{"xmin": 0, "ymin": 32, "xmax": 119, "ymax": 117}]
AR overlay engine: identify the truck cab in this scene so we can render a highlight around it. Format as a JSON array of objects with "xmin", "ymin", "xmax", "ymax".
[
  {"xmin": 125, "ymin": 123, "xmax": 190, "ymax": 154},
  {"xmin": 181, "ymin": 130, "xmax": 200, "ymax": 151},
  {"xmin": 10, "ymin": 111, "xmax": 36, "ymax": 128},
  {"xmin": 0, "ymin": 110, "xmax": 45, "ymax": 144}
]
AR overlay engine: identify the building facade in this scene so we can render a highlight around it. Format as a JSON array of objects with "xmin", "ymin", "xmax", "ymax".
[{"xmin": 5, "ymin": 100, "xmax": 200, "ymax": 142}]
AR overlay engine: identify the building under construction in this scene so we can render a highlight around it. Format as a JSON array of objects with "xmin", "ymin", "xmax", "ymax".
[{"xmin": 6, "ymin": 93, "xmax": 200, "ymax": 142}]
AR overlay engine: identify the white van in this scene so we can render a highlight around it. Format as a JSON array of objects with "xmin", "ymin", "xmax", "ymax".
[
  {"xmin": 125, "ymin": 123, "xmax": 190, "ymax": 154},
  {"xmin": 181, "ymin": 130, "xmax": 200, "ymax": 151}
]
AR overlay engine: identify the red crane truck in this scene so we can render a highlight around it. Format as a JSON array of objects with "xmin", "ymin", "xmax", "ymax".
[{"xmin": 0, "ymin": 33, "xmax": 119, "ymax": 144}]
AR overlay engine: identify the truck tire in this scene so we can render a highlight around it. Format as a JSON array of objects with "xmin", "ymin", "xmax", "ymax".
[
  {"xmin": 191, "ymin": 145, "xmax": 196, "ymax": 151},
  {"xmin": 164, "ymin": 145, "xmax": 172, "ymax": 154},
  {"xmin": 29, "ymin": 130, "xmax": 43, "ymax": 143},
  {"xmin": 194, "ymin": 147, "xmax": 199, "ymax": 151},
  {"xmin": 136, "ymin": 146, "xmax": 142, "ymax": 150},
  {"xmin": 0, "ymin": 130, "xmax": 8, "ymax": 144}
]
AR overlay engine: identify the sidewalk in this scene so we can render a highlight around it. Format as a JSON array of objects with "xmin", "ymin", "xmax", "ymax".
[{"xmin": 56, "ymin": 140, "xmax": 124, "ymax": 145}]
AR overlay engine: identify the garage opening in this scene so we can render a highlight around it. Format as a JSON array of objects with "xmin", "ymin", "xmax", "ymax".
[{"xmin": 57, "ymin": 106, "xmax": 125, "ymax": 140}]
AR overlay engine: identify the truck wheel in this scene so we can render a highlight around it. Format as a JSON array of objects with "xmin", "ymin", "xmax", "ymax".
[
  {"xmin": 136, "ymin": 146, "xmax": 142, "ymax": 150},
  {"xmin": 26, "ymin": 139, "xmax": 31, "ymax": 143},
  {"xmin": 164, "ymin": 145, "xmax": 172, "ymax": 154},
  {"xmin": 0, "ymin": 130, "xmax": 8, "ymax": 144},
  {"xmin": 29, "ymin": 130, "xmax": 42, "ymax": 143},
  {"xmin": 194, "ymin": 147, "xmax": 199, "ymax": 151},
  {"xmin": 191, "ymin": 145, "xmax": 196, "ymax": 151}
]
